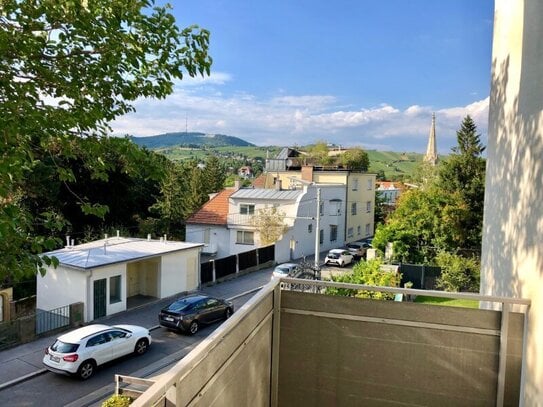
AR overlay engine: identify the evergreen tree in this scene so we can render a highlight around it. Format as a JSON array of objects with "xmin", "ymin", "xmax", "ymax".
[
  {"xmin": 438, "ymin": 116, "xmax": 486, "ymax": 252},
  {"xmin": 202, "ymin": 155, "xmax": 226, "ymax": 194}
]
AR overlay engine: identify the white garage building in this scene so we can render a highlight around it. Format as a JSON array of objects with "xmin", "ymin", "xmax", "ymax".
[{"xmin": 37, "ymin": 236, "xmax": 203, "ymax": 322}]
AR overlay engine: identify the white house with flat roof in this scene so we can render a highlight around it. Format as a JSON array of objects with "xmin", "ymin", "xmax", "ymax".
[{"xmin": 37, "ymin": 236, "xmax": 203, "ymax": 322}]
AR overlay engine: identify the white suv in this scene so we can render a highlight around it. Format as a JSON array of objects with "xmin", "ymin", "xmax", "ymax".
[
  {"xmin": 43, "ymin": 324, "xmax": 151, "ymax": 380},
  {"xmin": 324, "ymin": 249, "xmax": 354, "ymax": 267}
]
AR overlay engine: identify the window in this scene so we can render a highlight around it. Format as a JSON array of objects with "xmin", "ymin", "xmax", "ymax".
[
  {"xmin": 319, "ymin": 229, "xmax": 324, "ymax": 244},
  {"xmin": 330, "ymin": 225, "xmax": 338, "ymax": 242},
  {"xmin": 365, "ymin": 223, "xmax": 371, "ymax": 236},
  {"xmin": 240, "ymin": 204, "xmax": 255, "ymax": 215},
  {"xmin": 351, "ymin": 202, "xmax": 357, "ymax": 215},
  {"xmin": 357, "ymin": 225, "xmax": 361, "ymax": 235},
  {"xmin": 308, "ymin": 224, "xmax": 313, "ymax": 233},
  {"xmin": 109, "ymin": 275, "xmax": 121, "ymax": 304},
  {"xmin": 366, "ymin": 201, "xmax": 371, "ymax": 213},
  {"xmin": 347, "ymin": 227, "xmax": 354, "ymax": 238},
  {"xmin": 329, "ymin": 199, "xmax": 342, "ymax": 216},
  {"xmin": 319, "ymin": 201, "xmax": 324, "ymax": 216},
  {"xmin": 352, "ymin": 178, "xmax": 359, "ymax": 191},
  {"xmin": 367, "ymin": 179, "xmax": 373, "ymax": 190},
  {"xmin": 236, "ymin": 230, "xmax": 254, "ymax": 244}
]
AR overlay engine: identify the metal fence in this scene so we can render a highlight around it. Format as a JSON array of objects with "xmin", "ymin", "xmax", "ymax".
[
  {"xmin": 399, "ymin": 263, "xmax": 442, "ymax": 290},
  {"xmin": 200, "ymin": 245, "xmax": 276, "ymax": 286},
  {"xmin": 36, "ymin": 305, "xmax": 70, "ymax": 335},
  {"xmin": 0, "ymin": 303, "xmax": 81, "ymax": 350}
]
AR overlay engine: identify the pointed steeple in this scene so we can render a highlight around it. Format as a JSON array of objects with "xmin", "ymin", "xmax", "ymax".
[{"xmin": 424, "ymin": 113, "xmax": 438, "ymax": 166}]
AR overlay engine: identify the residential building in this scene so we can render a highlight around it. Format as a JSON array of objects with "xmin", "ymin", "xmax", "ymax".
[
  {"xmin": 376, "ymin": 181, "xmax": 402, "ymax": 206},
  {"xmin": 264, "ymin": 149, "xmax": 375, "ymax": 243},
  {"xmin": 480, "ymin": 0, "xmax": 543, "ymax": 403},
  {"xmin": 37, "ymin": 236, "xmax": 202, "ymax": 322},
  {"xmin": 186, "ymin": 187, "xmax": 239, "ymax": 258}
]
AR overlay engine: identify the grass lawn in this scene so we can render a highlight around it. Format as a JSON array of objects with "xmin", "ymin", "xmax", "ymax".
[{"xmin": 414, "ymin": 295, "xmax": 479, "ymax": 309}]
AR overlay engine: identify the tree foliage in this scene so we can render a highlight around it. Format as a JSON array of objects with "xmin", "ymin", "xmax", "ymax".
[
  {"xmin": 434, "ymin": 252, "xmax": 480, "ymax": 292},
  {"xmin": 339, "ymin": 147, "xmax": 369, "ymax": 171},
  {"xmin": 437, "ymin": 116, "xmax": 486, "ymax": 251},
  {"xmin": 0, "ymin": 0, "xmax": 211, "ymax": 280},
  {"xmin": 373, "ymin": 116, "xmax": 486, "ymax": 266},
  {"xmin": 251, "ymin": 207, "xmax": 288, "ymax": 246},
  {"xmin": 326, "ymin": 259, "xmax": 401, "ymax": 300}
]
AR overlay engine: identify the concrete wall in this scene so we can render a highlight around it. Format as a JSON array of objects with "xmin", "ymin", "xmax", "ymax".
[
  {"xmin": 481, "ymin": 0, "xmax": 543, "ymax": 403},
  {"xmin": 186, "ymin": 225, "xmax": 230, "ymax": 258},
  {"xmin": 160, "ymin": 249, "xmax": 200, "ymax": 298},
  {"xmin": 278, "ymin": 292, "xmax": 523, "ymax": 406},
  {"xmin": 37, "ymin": 265, "xmax": 87, "ymax": 313}
]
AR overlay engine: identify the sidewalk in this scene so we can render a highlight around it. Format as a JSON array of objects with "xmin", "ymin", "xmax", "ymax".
[{"xmin": 0, "ymin": 267, "xmax": 273, "ymax": 394}]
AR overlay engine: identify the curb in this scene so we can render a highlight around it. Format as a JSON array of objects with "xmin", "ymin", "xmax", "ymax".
[{"xmin": 0, "ymin": 369, "xmax": 48, "ymax": 392}]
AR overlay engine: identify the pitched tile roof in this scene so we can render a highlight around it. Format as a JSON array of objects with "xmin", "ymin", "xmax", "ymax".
[{"xmin": 186, "ymin": 187, "xmax": 237, "ymax": 225}]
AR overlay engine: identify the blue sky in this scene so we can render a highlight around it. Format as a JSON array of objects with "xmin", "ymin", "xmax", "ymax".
[{"xmin": 111, "ymin": 0, "xmax": 495, "ymax": 153}]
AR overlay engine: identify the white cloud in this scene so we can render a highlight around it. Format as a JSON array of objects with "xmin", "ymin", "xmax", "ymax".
[{"xmin": 110, "ymin": 82, "xmax": 489, "ymax": 153}]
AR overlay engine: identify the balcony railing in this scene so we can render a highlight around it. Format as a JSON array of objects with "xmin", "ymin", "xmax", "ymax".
[{"xmin": 131, "ymin": 279, "xmax": 530, "ymax": 407}]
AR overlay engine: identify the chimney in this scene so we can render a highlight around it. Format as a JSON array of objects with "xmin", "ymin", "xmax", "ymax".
[
  {"xmin": 147, "ymin": 234, "xmax": 151, "ymax": 241},
  {"xmin": 301, "ymin": 166, "xmax": 313, "ymax": 182},
  {"xmin": 163, "ymin": 234, "xmax": 167, "ymax": 243},
  {"xmin": 116, "ymin": 230, "xmax": 120, "ymax": 238},
  {"xmin": 234, "ymin": 180, "xmax": 241, "ymax": 190},
  {"xmin": 66, "ymin": 235, "xmax": 71, "ymax": 248}
]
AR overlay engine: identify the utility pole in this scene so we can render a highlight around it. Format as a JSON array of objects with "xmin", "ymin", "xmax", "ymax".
[{"xmin": 314, "ymin": 188, "xmax": 321, "ymax": 277}]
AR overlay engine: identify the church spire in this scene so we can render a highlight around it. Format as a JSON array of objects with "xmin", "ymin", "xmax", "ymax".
[{"xmin": 424, "ymin": 112, "xmax": 438, "ymax": 166}]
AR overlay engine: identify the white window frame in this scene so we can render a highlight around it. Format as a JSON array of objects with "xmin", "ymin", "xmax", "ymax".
[
  {"xmin": 109, "ymin": 275, "xmax": 121, "ymax": 304},
  {"xmin": 330, "ymin": 225, "xmax": 338, "ymax": 242},
  {"xmin": 365, "ymin": 223, "xmax": 371, "ymax": 236},
  {"xmin": 351, "ymin": 202, "xmax": 357, "ymax": 215},
  {"xmin": 240, "ymin": 204, "xmax": 255, "ymax": 215},
  {"xmin": 236, "ymin": 230, "xmax": 254, "ymax": 245},
  {"xmin": 347, "ymin": 227, "xmax": 354, "ymax": 238},
  {"xmin": 352, "ymin": 178, "xmax": 359, "ymax": 191},
  {"xmin": 367, "ymin": 179, "xmax": 373, "ymax": 190},
  {"xmin": 366, "ymin": 201, "xmax": 371, "ymax": 213},
  {"xmin": 329, "ymin": 199, "xmax": 342, "ymax": 216}
]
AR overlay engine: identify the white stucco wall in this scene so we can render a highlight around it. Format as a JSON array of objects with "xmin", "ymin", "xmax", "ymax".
[
  {"xmin": 37, "ymin": 265, "xmax": 87, "ymax": 312},
  {"xmin": 88, "ymin": 263, "xmax": 127, "ymax": 322},
  {"xmin": 186, "ymin": 225, "xmax": 231, "ymax": 259},
  {"xmin": 481, "ymin": 1, "xmax": 543, "ymax": 404},
  {"xmin": 160, "ymin": 249, "xmax": 200, "ymax": 298}
]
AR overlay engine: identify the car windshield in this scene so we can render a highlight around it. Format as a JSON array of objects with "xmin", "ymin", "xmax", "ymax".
[
  {"xmin": 327, "ymin": 253, "xmax": 340, "ymax": 259},
  {"xmin": 347, "ymin": 244, "xmax": 360, "ymax": 249},
  {"xmin": 275, "ymin": 267, "xmax": 291, "ymax": 274},
  {"xmin": 51, "ymin": 340, "xmax": 79, "ymax": 353}
]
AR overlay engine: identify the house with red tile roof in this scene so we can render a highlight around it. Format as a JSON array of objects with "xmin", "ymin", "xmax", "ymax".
[{"xmin": 186, "ymin": 186, "xmax": 239, "ymax": 258}]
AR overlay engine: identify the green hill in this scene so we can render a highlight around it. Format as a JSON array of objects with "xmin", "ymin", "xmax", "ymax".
[
  {"xmin": 130, "ymin": 132, "xmax": 255, "ymax": 149},
  {"xmin": 129, "ymin": 133, "xmax": 427, "ymax": 180}
]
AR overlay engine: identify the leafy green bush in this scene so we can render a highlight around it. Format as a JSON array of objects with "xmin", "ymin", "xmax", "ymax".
[
  {"xmin": 435, "ymin": 252, "xmax": 480, "ymax": 292},
  {"xmin": 326, "ymin": 259, "xmax": 401, "ymax": 300},
  {"xmin": 102, "ymin": 395, "xmax": 132, "ymax": 407}
]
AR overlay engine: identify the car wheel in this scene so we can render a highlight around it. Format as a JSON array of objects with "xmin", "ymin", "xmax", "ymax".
[
  {"xmin": 225, "ymin": 308, "xmax": 233, "ymax": 320},
  {"xmin": 134, "ymin": 338, "xmax": 149, "ymax": 355},
  {"xmin": 77, "ymin": 360, "xmax": 96, "ymax": 380},
  {"xmin": 189, "ymin": 320, "xmax": 199, "ymax": 335}
]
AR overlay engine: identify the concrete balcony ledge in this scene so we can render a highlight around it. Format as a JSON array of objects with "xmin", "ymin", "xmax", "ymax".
[{"xmin": 132, "ymin": 279, "xmax": 530, "ymax": 407}]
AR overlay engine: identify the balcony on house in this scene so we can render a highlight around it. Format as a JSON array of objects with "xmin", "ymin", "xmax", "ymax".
[{"xmin": 131, "ymin": 279, "xmax": 529, "ymax": 407}]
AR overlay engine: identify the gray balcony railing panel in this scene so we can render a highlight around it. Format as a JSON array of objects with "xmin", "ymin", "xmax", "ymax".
[{"xmin": 278, "ymin": 290, "xmax": 523, "ymax": 406}]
